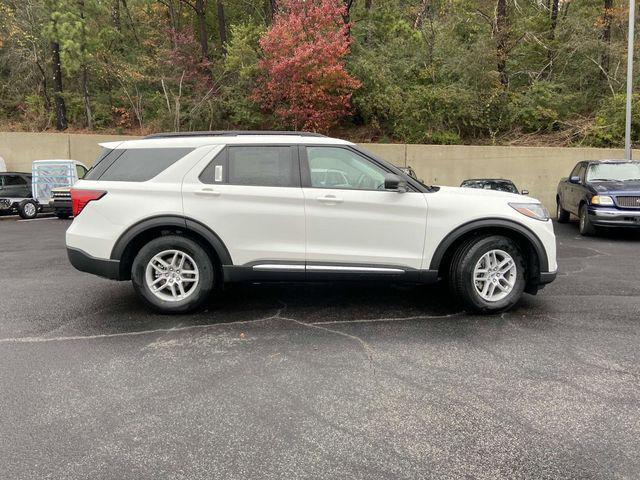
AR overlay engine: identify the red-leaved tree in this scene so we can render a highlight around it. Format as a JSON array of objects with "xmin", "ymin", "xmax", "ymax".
[{"xmin": 253, "ymin": 0, "xmax": 360, "ymax": 132}]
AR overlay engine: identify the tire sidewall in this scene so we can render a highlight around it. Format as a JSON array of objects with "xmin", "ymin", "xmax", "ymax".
[
  {"xmin": 579, "ymin": 205, "xmax": 594, "ymax": 236},
  {"xmin": 556, "ymin": 200, "xmax": 569, "ymax": 223},
  {"xmin": 457, "ymin": 236, "xmax": 526, "ymax": 313},
  {"xmin": 131, "ymin": 236, "xmax": 215, "ymax": 314}
]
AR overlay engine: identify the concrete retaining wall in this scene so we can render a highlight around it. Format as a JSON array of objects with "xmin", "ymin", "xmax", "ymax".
[{"xmin": 1, "ymin": 132, "xmax": 637, "ymax": 210}]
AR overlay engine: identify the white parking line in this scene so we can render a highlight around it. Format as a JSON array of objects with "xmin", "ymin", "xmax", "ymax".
[{"xmin": 17, "ymin": 216, "xmax": 58, "ymax": 222}]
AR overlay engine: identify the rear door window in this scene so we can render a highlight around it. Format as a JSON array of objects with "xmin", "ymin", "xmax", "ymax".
[
  {"xmin": 4, "ymin": 175, "xmax": 27, "ymax": 186},
  {"xmin": 227, "ymin": 146, "xmax": 299, "ymax": 187},
  {"xmin": 95, "ymin": 148, "xmax": 194, "ymax": 182}
]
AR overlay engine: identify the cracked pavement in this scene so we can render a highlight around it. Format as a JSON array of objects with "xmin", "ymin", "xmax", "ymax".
[{"xmin": 1, "ymin": 218, "xmax": 639, "ymax": 479}]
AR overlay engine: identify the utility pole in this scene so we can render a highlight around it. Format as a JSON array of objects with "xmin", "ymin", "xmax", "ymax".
[{"xmin": 625, "ymin": 0, "xmax": 636, "ymax": 160}]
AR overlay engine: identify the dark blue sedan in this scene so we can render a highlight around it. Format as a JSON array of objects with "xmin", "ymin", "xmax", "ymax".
[{"xmin": 557, "ymin": 160, "xmax": 640, "ymax": 235}]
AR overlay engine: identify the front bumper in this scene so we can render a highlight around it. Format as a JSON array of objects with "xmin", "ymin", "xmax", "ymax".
[
  {"xmin": 67, "ymin": 247, "xmax": 122, "ymax": 280},
  {"xmin": 0, "ymin": 198, "xmax": 15, "ymax": 211},
  {"xmin": 588, "ymin": 207, "xmax": 640, "ymax": 227},
  {"xmin": 538, "ymin": 271, "xmax": 557, "ymax": 285}
]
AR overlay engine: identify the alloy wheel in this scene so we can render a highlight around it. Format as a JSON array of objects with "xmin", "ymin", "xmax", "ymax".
[
  {"xmin": 144, "ymin": 249, "xmax": 200, "ymax": 302},
  {"xmin": 473, "ymin": 249, "xmax": 517, "ymax": 302}
]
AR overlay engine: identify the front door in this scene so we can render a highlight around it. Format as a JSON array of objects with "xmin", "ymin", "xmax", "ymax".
[{"xmin": 301, "ymin": 146, "xmax": 428, "ymax": 271}]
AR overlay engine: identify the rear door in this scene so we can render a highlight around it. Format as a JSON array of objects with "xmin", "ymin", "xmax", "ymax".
[
  {"xmin": 301, "ymin": 146, "xmax": 428, "ymax": 271},
  {"xmin": 182, "ymin": 145, "xmax": 305, "ymax": 268}
]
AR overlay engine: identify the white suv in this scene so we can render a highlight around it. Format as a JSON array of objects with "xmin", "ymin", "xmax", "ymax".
[{"xmin": 66, "ymin": 132, "xmax": 557, "ymax": 314}]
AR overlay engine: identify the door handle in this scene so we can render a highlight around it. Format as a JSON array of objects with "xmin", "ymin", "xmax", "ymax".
[
  {"xmin": 195, "ymin": 188, "xmax": 221, "ymax": 197},
  {"xmin": 317, "ymin": 194, "xmax": 343, "ymax": 204}
]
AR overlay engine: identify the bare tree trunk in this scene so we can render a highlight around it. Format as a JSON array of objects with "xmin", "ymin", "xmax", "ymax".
[
  {"xmin": 602, "ymin": 0, "xmax": 614, "ymax": 75},
  {"xmin": 544, "ymin": 0, "xmax": 559, "ymax": 79},
  {"xmin": 343, "ymin": 0, "xmax": 354, "ymax": 24},
  {"xmin": 193, "ymin": 0, "xmax": 214, "ymax": 82},
  {"xmin": 196, "ymin": 0, "xmax": 209, "ymax": 61},
  {"xmin": 112, "ymin": 0, "xmax": 121, "ymax": 31},
  {"xmin": 494, "ymin": 0, "xmax": 509, "ymax": 87},
  {"xmin": 34, "ymin": 55, "xmax": 51, "ymax": 111},
  {"xmin": 217, "ymin": 0, "xmax": 227, "ymax": 52},
  {"xmin": 82, "ymin": 66, "xmax": 93, "ymax": 130},
  {"xmin": 266, "ymin": 0, "xmax": 276, "ymax": 24},
  {"xmin": 414, "ymin": 0, "xmax": 429, "ymax": 29},
  {"xmin": 78, "ymin": 0, "xmax": 93, "ymax": 129},
  {"xmin": 51, "ymin": 41, "xmax": 68, "ymax": 131}
]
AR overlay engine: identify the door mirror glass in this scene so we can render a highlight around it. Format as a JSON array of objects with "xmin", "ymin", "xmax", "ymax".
[
  {"xmin": 569, "ymin": 175, "xmax": 581, "ymax": 184},
  {"xmin": 384, "ymin": 173, "xmax": 407, "ymax": 192}
]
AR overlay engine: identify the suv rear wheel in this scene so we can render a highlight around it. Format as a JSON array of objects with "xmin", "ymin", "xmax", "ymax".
[
  {"xmin": 449, "ymin": 235, "xmax": 526, "ymax": 314},
  {"xmin": 131, "ymin": 235, "xmax": 216, "ymax": 314}
]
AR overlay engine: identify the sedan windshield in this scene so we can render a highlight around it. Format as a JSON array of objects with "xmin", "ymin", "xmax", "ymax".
[
  {"xmin": 462, "ymin": 180, "xmax": 518, "ymax": 193},
  {"xmin": 586, "ymin": 162, "xmax": 640, "ymax": 182}
]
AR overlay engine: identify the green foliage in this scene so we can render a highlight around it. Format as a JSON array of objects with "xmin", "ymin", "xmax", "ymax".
[
  {"xmin": 512, "ymin": 82, "xmax": 574, "ymax": 133},
  {"xmin": 220, "ymin": 22, "xmax": 264, "ymax": 128},
  {"xmin": 586, "ymin": 94, "xmax": 640, "ymax": 147},
  {"xmin": 0, "ymin": 0, "xmax": 637, "ymax": 146}
]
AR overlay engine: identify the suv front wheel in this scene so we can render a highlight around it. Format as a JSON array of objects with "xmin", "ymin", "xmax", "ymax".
[
  {"xmin": 131, "ymin": 235, "xmax": 216, "ymax": 314},
  {"xmin": 449, "ymin": 235, "xmax": 526, "ymax": 314}
]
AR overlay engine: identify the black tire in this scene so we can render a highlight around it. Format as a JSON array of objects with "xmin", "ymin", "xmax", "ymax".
[
  {"xmin": 55, "ymin": 211, "xmax": 70, "ymax": 219},
  {"xmin": 578, "ymin": 204, "xmax": 596, "ymax": 236},
  {"xmin": 131, "ymin": 235, "xmax": 216, "ymax": 314},
  {"xmin": 556, "ymin": 199, "xmax": 570, "ymax": 223},
  {"xmin": 17, "ymin": 199, "xmax": 38, "ymax": 219},
  {"xmin": 448, "ymin": 235, "xmax": 526, "ymax": 314}
]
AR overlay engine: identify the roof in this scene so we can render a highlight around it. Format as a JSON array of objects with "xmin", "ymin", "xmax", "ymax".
[
  {"xmin": 461, "ymin": 178, "xmax": 515, "ymax": 183},
  {"xmin": 145, "ymin": 130, "xmax": 326, "ymax": 139},
  {"xmin": 32, "ymin": 159, "xmax": 84, "ymax": 164},
  {"xmin": 100, "ymin": 132, "xmax": 353, "ymax": 150},
  {"xmin": 585, "ymin": 159, "xmax": 640, "ymax": 164}
]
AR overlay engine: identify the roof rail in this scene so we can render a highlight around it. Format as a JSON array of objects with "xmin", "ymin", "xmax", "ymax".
[{"xmin": 144, "ymin": 130, "xmax": 326, "ymax": 139}]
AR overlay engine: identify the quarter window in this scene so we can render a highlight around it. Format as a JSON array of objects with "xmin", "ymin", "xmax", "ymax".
[
  {"xmin": 227, "ymin": 146, "xmax": 298, "ymax": 187},
  {"xmin": 306, "ymin": 147, "xmax": 387, "ymax": 190},
  {"xmin": 98, "ymin": 148, "xmax": 194, "ymax": 182}
]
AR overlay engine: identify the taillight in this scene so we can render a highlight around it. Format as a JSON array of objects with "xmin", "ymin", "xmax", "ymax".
[{"xmin": 71, "ymin": 189, "xmax": 106, "ymax": 216}]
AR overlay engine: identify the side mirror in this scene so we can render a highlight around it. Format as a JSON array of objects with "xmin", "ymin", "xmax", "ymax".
[
  {"xmin": 521, "ymin": 189, "xmax": 529, "ymax": 195},
  {"xmin": 384, "ymin": 173, "xmax": 407, "ymax": 193},
  {"xmin": 569, "ymin": 176, "xmax": 581, "ymax": 184}
]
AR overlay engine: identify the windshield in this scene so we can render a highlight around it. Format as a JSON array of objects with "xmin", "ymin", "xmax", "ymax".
[
  {"xmin": 462, "ymin": 180, "xmax": 518, "ymax": 193},
  {"xmin": 586, "ymin": 162, "xmax": 640, "ymax": 182}
]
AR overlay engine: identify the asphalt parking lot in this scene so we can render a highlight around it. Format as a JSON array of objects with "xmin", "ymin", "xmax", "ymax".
[{"xmin": 1, "ymin": 216, "xmax": 639, "ymax": 479}]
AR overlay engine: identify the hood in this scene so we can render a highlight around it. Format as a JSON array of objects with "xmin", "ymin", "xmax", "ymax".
[
  {"xmin": 436, "ymin": 185, "xmax": 532, "ymax": 202},
  {"xmin": 589, "ymin": 180, "xmax": 640, "ymax": 194}
]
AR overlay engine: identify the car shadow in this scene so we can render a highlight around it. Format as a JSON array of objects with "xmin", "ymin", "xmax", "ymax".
[{"xmin": 74, "ymin": 280, "xmax": 558, "ymax": 342}]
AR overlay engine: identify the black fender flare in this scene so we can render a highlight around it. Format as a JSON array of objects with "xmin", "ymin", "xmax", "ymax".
[
  {"xmin": 428, "ymin": 218, "xmax": 549, "ymax": 273},
  {"xmin": 110, "ymin": 215, "xmax": 233, "ymax": 265}
]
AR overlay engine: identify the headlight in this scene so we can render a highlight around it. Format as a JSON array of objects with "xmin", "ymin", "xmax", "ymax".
[
  {"xmin": 509, "ymin": 203, "xmax": 550, "ymax": 221},
  {"xmin": 591, "ymin": 195, "xmax": 614, "ymax": 206}
]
